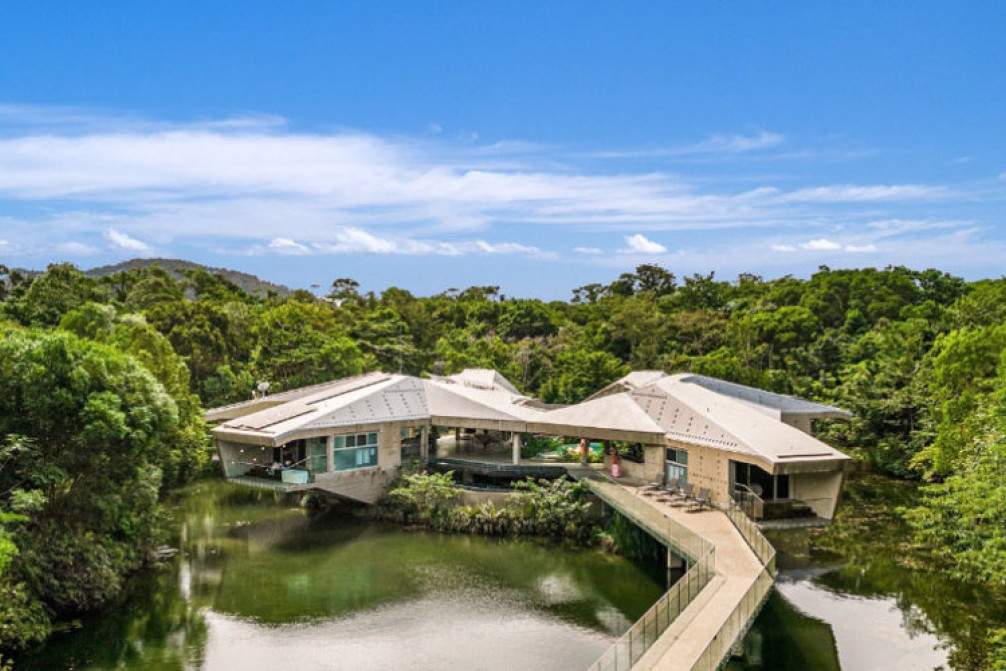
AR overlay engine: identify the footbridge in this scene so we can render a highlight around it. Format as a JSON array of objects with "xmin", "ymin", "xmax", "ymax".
[{"xmin": 582, "ymin": 477, "xmax": 776, "ymax": 671}]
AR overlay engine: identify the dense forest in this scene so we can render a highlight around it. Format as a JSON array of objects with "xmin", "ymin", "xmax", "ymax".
[{"xmin": 1, "ymin": 261, "xmax": 1005, "ymax": 666}]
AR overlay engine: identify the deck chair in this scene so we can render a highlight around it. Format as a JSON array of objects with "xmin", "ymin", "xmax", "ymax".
[
  {"xmin": 637, "ymin": 480, "xmax": 663, "ymax": 496},
  {"xmin": 685, "ymin": 488, "xmax": 711, "ymax": 513},
  {"xmin": 660, "ymin": 483, "xmax": 693, "ymax": 505}
]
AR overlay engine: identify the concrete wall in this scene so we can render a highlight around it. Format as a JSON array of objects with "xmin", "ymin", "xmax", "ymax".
[
  {"xmin": 675, "ymin": 442, "xmax": 732, "ymax": 507},
  {"xmin": 215, "ymin": 421, "xmax": 414, "ymax": 504},
  {"xmin": 611, "ymin": 445, "xmax": 664, "ymax": 483},
  {"xmin": 790, "ymin": 469, "xmax": 845, "ymax": 519},
  {"xmin": 312, "ymin": 466, "xmax": 398, "ymax": 504},
  {"xmin": 216, "ymin": 440, "xmax": 272, "ymax": 477},
  {"xmin": 606, "ymin": 443, "xmax": 737, "ymax": 508},
  {"xmin": 781, "ymin": 414, "xmax": 813, "ymax": 434}
]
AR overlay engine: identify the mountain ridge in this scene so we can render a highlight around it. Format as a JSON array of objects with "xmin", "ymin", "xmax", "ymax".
[{"xmin": 83, "ymin": 258, "xmax": 294, "ymax": 297}]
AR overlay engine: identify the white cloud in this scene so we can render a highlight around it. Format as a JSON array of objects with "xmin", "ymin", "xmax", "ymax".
[
  {"xmin": 267, "ymin": 238, "xmax": 311, "ymax": 255},
  {"xmin": 621, "ymin": 234, "xmax": 667, "ymax": 254},
  {"xmin": 780, "ymin": 184, "xmax": 945, "ymax": 203},
  {"xmin": 242, "ymin": 227, "xmax": 549, "ymax": 260},
  {"xmin": 689, "ymin": 131, "xmax": 784, "ymax": 154},
  {"xmin": 800, "ymin": 238, "xmax": 842, "ymax": 251},
  {"xmin": 771, "ymin": 244, "xmax": 797, "ymax": 252},
  {"xmin": 106, "ymin": 228, "xmax": 152, "ymax": 252},
  {"xmin": 0, "ymin": 105, "xmax": 990, "ymax": 270},
  {"xmin": 844, "ymin": 244, "xmax": 878, "ymax": 252},
  {"xmin": 585, "ymin": 131, "xmax": 783, "ymax": 159}
]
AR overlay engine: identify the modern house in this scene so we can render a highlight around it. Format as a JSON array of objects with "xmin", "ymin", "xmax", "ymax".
[
  {"xmin": 562, "ymin": 371, "xmax": 852, "ymax": 521},
  {"xmin": 207, "ymin": 369, "xmax": 850, "ymax": 521}
]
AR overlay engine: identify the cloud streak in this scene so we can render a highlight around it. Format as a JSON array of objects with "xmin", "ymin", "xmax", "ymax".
[{"xmin": 0, "ymin": 104, "xmax": 997, "ymax": 273}]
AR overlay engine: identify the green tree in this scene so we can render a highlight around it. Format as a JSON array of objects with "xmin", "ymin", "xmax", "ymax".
[
  {"xmin": 0, "ymin": 327, "xmax": 188, "ymax": 650},
  {"xmin": 539, "ymin": 348, "xmax": 628, "ymax": 404},
  {"xmin": 498, "ymin": 299, "xmax": 558, "ymax": 340},
  {"xmin": 61, "ymin": 303, "xmax": 208, "ymax": 485},
  {"xmin": 6, "ymin": 263, "xmax": 107, "ymax": 327},
  {"xmin": 255, "ymin": 301, "xmax": 366, "ymax": 390}
]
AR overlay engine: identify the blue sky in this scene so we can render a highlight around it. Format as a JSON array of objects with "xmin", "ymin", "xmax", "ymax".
[{"xmin": 1, "ymin": 2, "xmax": 1005, "ymax": 298}]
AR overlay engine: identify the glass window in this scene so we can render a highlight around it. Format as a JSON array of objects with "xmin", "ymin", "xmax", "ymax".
[
  {"xmin": 308, "ymin": 438, "xmax": 328, "ymax": 473},
  {"xmin": 665, "ymin": 448, "xmax": 688, "ymax": 465},
  {"xmin": 331, "ymin": 432, "xmax": 379, "ymax": 471}
]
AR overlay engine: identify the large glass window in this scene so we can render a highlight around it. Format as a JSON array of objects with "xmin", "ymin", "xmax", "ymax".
[
  {"xmin": 665, "ymin": 448, "xmax": 688, "ymax": 488},
  {"xmin": 307, "ymin": 437, "xmax": 328, "ymax": 473},
  {"xmin": 733, "ymin": 461, "xmax": 788, "ymax": 499},
  {"xmin": 333, "ymin": 432, "xmax": 379, "ymax": 471}
]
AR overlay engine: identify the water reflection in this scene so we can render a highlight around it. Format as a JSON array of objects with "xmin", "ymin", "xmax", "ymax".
[
  {"xmin": 18, "ymin": 480, "xmax": 665, "ymax": 671},
  {"xmin": 731, "ymin": 475, "xmax": 1006, "ymax": 671}
]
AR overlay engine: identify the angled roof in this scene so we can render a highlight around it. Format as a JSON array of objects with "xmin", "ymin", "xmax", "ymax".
[
  {"xmin": 668, "ymin": 373, "xmax": 851, "ymax": 419},
  {"xmin": 549, "ymin": 371, "xmax": 850, "ymax": 465},
  {"xmin": 642, "ymin": 379, "xmax": 848, "ymax": 464},
  {"xmin": 530, "ymin": 392, "xmax": 665, "ymax": 443},
  {"xmin": 442, "ymin": 368, "xmax": 522, "ymax": 395},
  {"xmin": 209, "ymin": 368, "xmax": 851, "ymax": 466},
  {"xmin": 589, "ymin": 371, "xmax": 850, "ymax": 420},
  {"xmin": 204, "ymin": 372, "xmax": 390, "ymax": 423},
  {"xmin": 211, "ymin": 369, "xmax": 540, "ymax": 445}
]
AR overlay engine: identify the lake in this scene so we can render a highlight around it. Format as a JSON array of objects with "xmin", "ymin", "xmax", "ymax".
[
  {"xmin": 18, "ymin": 475, "xmax": 1005, "ymax": 671},
  {"xmin": 729, "ymin": 475, "xmax": 1006, "ymax": 671},
  {"xmin": 16, "ymin": 480, "xmax": 665, "ymax": 671}
]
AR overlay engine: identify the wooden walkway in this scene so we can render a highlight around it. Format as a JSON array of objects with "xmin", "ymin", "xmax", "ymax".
[{"xmin": 585, "ymin": 478, "xmax": 771, "ymax": 671}]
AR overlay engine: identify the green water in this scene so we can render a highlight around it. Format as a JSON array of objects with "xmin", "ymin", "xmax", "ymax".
[
  {"xmin": 19, "ymin": 475, "xmax": 1006, "ymax": 671},
  {"xmin": 17, "ymin": 480, "xmax": 665, "ymax": 671},
  {"xmin": 729, "ymin": 475, "xmax": 1006, "ymax": 671}
]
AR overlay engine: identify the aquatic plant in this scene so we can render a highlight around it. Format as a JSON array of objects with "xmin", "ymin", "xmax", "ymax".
[{"xmin": 380, "ymin": 473, "xmax": 598, "ymax": 543}]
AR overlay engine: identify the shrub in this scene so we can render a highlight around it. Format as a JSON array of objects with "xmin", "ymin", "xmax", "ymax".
[{"xmin": 380, "ymin": 474, "xmax": 598, "ymax": 544}]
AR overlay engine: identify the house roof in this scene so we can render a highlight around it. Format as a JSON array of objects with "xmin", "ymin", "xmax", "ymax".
[
  {"xmin": 529, "ymin": 392, "xmax": 666, "ymax": 443},
  {"xmin": 643, "ymin": 379, "xmax": 847, "ymax": 464},
  {"xmin": 589, "ymin": 371, "xmax": 851, "ymax": 420},
  {"xmin": 209, "ymin": 368, "xmax": 851, "ymax": 466},
  {"xmin": 204, "ymin": 372, "xmax": 390, "ymax": 423},
  {"xmin": 212, "ymin": 369, "xmax": 539, "ymax": 445},
  {"xmin": 440, "ymin": 368, "xmax": 523, "ymax": 395}
]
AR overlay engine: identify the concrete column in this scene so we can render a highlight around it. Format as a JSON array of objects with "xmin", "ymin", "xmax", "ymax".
[
  {"xmin": 326, "ymin": 435, "xmax": 335, "ymax": 472},
  {"xmin": 420, "ymin": 426, "xmax": 430, "ymax": 464},
  {"xmin": 512, "ymin": 433, "xmax": 522, "ymax": 465}
]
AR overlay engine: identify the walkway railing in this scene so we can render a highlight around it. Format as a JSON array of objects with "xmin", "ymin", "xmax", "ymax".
[
  {"xmin": 584, "ymin": 480, "xmax": 716, "ymax": 671},
  {"xmin": 724, "ymin": 495, "xmax": 776, "ymax": 570},
  {"xmin": 688, "ymin": 497, "xmax": 777, "ymax": 671},
  {"xmin": 688, "ymin": 563, "xmax": 774, "ymax": 671}
]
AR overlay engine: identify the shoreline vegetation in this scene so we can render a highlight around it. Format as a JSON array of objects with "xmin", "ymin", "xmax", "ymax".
[
  {"xmin": 377, "ymin": 472, "xmax": 597, "ymax": 544},
  {"xmin": 2, "ymin": 261, "xmax": 1006, "ymax": 668},
  {"xmin": 373, "ymin": 471, "xmax": 661, "ymax": 564}
]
